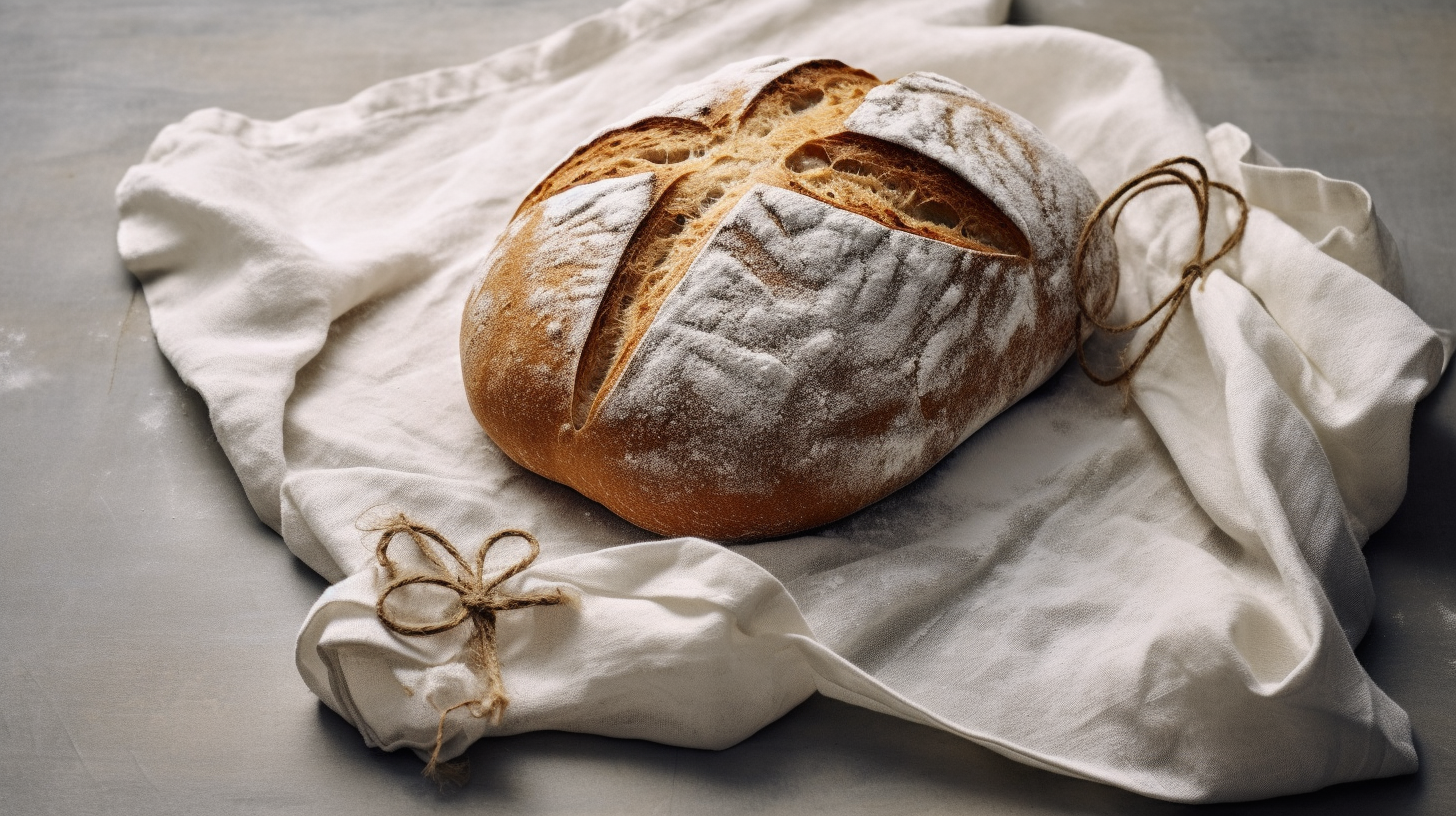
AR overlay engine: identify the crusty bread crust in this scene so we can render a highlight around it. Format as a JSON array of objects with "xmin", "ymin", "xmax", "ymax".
[{"xmin": 461, "ymin": 57, "xmax": 1117, "ymax": 541}]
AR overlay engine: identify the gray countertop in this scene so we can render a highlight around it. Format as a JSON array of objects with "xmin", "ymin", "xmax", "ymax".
[{"xmin": 3, "ymin": 1, "xmax": 1452, "ymax": 813}]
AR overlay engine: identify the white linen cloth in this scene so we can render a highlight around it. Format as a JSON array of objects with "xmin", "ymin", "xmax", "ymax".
[{"xmin": 114, "ymin": 0, "xmax": 1451, "ymax": 802}]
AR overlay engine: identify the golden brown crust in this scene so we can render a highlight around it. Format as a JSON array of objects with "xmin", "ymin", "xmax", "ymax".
[{"xmin": 461, "ymin": 58, "xmax": 1117, "ymax": 541}]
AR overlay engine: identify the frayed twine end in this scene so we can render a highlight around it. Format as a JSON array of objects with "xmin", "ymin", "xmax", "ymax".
[{"xmin": 423, "ymin": 754, "xmax": 471, "ymax": 790}]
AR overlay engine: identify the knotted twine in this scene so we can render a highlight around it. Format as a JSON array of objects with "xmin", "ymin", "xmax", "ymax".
[
  {"xmin": 1072, "ymin": 156, "xmax": 1250, "ymax": 388},
  {"xmin": 368, "ymin": 513, "xmax": 570, "ymax": 786}
]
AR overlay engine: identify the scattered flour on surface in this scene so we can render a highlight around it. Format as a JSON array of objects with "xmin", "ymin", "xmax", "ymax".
[
  {"xmin": 137, "ymin": 388, "xmax": 180, "ymax": 432},
  {"xmin": 1438, "ymin": 603, "xmax": 1456, "ymax": 631},
  {"xmin": 0, "ymin": 330, "xmax": 49, "ymax": 393}
]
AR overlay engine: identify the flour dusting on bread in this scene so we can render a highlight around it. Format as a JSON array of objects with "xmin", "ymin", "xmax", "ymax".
[{"xmin": 461, "ymin": 57, "xmax": 1118, "ymax": 540}]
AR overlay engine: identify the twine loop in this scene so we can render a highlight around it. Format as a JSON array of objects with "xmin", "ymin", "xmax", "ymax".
[
  {"xmin": 1072, "ymin": 156, "xmax": 1249, "ymax": 387},
  {"xmin": 367, "ymin": 513, "xmax": 568, "ymax": 786}
]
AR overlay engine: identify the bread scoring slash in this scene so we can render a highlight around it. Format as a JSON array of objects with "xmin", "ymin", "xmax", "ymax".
[{"xmin": 461, "ymin": 56, "xmax": 1118, "ymax": 541}]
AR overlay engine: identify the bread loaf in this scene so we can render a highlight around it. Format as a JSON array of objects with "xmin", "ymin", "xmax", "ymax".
[{"xmin": 461, "ymin": 56, "xmax": 1118, "ymax": 541}]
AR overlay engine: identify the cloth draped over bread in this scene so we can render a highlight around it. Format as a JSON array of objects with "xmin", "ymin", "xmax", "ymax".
[{"xmin": 114, "ymin": 0, "xmax": 1451, "ymax": 803}]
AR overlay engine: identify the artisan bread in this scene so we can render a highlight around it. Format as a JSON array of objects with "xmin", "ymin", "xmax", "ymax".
[{"xmin": 461, "ymin": 56, "xmax": 1118, "ymax": 541}]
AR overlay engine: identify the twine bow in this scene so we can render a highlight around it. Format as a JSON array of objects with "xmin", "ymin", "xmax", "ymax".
[
  {"xmin": 368, "ymin": 514, "xmax": 568, "ymax": 785},
  {"xmin": 1072, "ymin": 156, "xmax": 1250, "ymax": 387}
]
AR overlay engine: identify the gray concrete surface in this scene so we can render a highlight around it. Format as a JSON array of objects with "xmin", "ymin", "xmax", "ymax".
[{"xmin": 2, "ymin": 1, "xmax": 1452, "ymax": 813}]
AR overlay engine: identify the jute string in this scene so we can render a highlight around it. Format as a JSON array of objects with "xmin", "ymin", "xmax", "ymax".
[
  {"xmin": 368, "ymin": 514, "xmax": 569, "ymax": 787},
  {"xmin": 1072, "ymin": 156, "xmax": 1249, "ymax": 389}
]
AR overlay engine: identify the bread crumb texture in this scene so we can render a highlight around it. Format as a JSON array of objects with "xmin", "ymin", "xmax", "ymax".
[{"xmin": 462, "ymin": 56, "xmax": 1117, "ymax": 541}]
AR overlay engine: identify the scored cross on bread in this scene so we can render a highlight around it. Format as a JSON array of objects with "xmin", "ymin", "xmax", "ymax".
[
  {"xmin": 462, "ymin": 56, "xmax": 1117, "ymax": 541},
  {"xmin": 516, "ymin": 61, "xmax": 1033, "ymax": 428}
]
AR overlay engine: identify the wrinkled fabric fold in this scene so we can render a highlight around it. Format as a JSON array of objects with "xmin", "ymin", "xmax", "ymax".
[{"xmin": 116, "ymin": 0, "xmax": 1447, "ymax": 802}]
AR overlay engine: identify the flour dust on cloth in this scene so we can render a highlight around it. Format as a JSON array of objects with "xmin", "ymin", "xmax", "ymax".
[{"xmin": 114, "ymin": 0, "xmax": 1450, "ymax": 803}]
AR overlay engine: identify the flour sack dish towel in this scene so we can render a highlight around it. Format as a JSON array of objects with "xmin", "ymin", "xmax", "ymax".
[{"xmin": 114, "ymin": 0, "xmax": 1451, "ymax": 803}]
